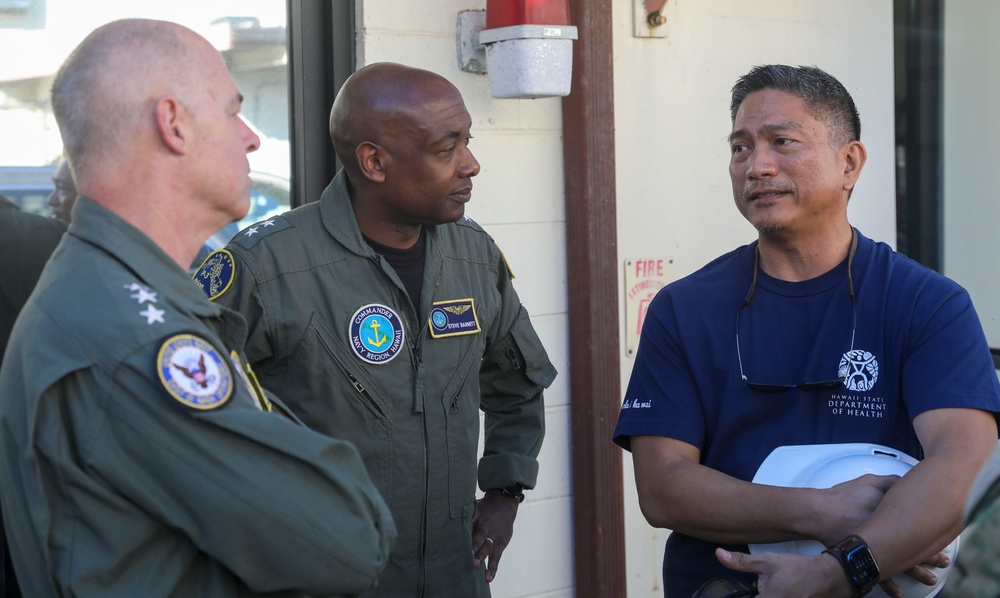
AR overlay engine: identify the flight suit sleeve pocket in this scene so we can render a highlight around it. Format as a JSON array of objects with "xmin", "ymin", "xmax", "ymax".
[{"xmin": 489, "ymin": 308, "xmax": 557, "ymax": 391}]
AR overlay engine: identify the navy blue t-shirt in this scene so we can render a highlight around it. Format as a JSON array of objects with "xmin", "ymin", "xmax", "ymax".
[{"xmin": 613, "ymin": 229, "xmax": 1000, "ymax": 597}]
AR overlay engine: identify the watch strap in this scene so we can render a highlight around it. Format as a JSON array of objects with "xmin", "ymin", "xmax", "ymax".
[
  {"xmin": 823, "ymin": 534, "xmax": 879, "ymax": 597},
  {"xmin": 489, "ymin": 485, "xmax": 525, "ymax": 503}
]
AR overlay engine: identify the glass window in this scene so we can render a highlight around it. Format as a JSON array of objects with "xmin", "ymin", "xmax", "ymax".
[
  {"xmin": 0, "ymin": 0, "xmax": 290, "ymax": 251},
  {"xmin": 895, "ymin": 0, "xmax": 1000, "ymax": 365}
]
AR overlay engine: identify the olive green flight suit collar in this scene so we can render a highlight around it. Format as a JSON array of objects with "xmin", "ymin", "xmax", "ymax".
[{"xmin": 69, "ymin": 197, "xmax": 247, "ymax": 348}]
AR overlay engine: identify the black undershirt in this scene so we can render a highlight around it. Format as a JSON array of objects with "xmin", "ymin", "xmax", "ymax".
[{"xmin": 363, "ymin": 227, "xmax": 427, "ymax": 312}]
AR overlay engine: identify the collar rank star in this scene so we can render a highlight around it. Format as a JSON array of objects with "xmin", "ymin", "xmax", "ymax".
[
  {"xmin": 428, "ymin": 298, "xmax": 480, "ymax": 338},
  {"xmin": 125, "ymin": 282, "xmax": 165, "ymax": 324},
  {"xmin": 349, "ymin": 304, "xmax": 406, "ymax": 364},
  {"xmin": 157, "ymin": 334, "xmax": 233, "ymax": 410}
]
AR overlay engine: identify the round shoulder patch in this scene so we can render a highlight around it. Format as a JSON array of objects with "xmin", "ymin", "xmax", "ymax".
[
  {"xmin": 348, "ymin": 304, "xmax": 406, "ymax": 365},
  {"xmin": 157, "ymin": 334, "xmax": 233, "ymax": 410},
  {"xmin": 192, "ymin": 249, "xmax": 236, "ymax": 301}
]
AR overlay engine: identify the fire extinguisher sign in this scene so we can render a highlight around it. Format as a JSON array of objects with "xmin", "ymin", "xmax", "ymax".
[{"xmin": 624, "ymin": 258, "xmax": 673, "ymax": 358}]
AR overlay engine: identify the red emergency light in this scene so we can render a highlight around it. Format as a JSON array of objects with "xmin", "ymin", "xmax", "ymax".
[
  {"xmin": 479, "ymin": 0, "xmax": 578, "ymax": 98},
  {"xmin": 486, "ymin": 0, "xmax": 571, "ymax": 29}
]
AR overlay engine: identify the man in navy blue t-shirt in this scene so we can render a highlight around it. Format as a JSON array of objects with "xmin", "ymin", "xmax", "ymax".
[{"xmin": 613, "ymin": 65, "xmax": 1000, "ymax": 597}]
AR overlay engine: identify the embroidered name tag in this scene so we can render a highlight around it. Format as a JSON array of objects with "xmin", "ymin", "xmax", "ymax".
[{"xmin": 428, "ymin": 298, "xmax": 481, "ymax": 338}]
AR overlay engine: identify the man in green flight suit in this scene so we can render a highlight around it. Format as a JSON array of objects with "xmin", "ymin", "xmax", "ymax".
[
  {"xmin": 0, "ymin": 19, "xmax": 395, "ymax": 597},
  {"xmin": 195, "ymin": 62, "xmax": 557, "ymax": 597}
]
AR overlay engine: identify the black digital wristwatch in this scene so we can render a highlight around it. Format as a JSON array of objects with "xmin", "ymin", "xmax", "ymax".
[{"xmin": 824, "ymin": 534, "xmax": 880, "ymax": 597}]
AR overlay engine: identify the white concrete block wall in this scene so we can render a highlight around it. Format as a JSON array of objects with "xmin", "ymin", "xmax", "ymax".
[{"xmin": 358, "ymin": 2, "xmax": 574, "ymax": 596}]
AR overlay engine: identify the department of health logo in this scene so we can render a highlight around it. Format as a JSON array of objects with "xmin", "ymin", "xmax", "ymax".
[
  {"xmin": 192, "ymin": 249, "xmax": 236, "ymax": 300},
  {"xmin": 157, "ymin": 334, "xmax": 233, "ymax": 410},
  {"xmin": 839, "ymin": 349, "xmax": 879, "ymax": 392},
  {"xmin": 349, "ymin": 304, "xmax": 405, "ymax": 364}
]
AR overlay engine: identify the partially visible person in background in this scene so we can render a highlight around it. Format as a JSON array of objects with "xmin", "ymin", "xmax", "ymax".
[
  {"xmin": 46, "ymin": 159, "xmax": 77, "ymax": 223},
  {"xmin": 0, "ymin": 192, "xmax": 65, "ymax": 359},
  {"xmin": 0, "ymin": 191, "xmax": 64, "ymax": 598}
]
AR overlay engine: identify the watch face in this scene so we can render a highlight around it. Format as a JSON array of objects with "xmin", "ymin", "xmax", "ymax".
[{"xmin": 846, "ymin": 546, "xmax": 879, "ymax": 587}]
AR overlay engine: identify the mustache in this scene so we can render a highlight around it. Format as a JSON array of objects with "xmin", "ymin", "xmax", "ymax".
[{"xmin": 742, "ymin": 182, "xmax": 793, "ymax": 202}]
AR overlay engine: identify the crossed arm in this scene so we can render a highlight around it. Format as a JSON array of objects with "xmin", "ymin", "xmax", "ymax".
[{"xmin": 631, "ymin": 407, "xmax": 998, "ymax": 596}]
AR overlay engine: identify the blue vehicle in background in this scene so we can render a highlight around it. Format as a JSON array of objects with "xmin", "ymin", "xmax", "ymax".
[{"xmin": 0, "ymin": 165, "xmax": 288, "ymax": 251}]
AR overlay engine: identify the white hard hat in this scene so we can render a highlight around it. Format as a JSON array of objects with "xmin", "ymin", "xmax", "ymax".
[{"xmin": 749, "ymin": 443, "xmax": 957, "ymax": 598}]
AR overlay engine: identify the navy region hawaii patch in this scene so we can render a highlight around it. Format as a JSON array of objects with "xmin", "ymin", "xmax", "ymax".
[
  {"xmin": 428, "ymin": 298, "xmax": 481, "ymax": 338},
  {"xmin": 157, "ymin": 334, "xmax": 233, "ymax": 410},
  {"xmin": 192, "ymin": 249, "xmax": 235, "ymax": 300},
  {"xmin": 349, "ymin": 304, "xmax": 406, "ymax": 364}
]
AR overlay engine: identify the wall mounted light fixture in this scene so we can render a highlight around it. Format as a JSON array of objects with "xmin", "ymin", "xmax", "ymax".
[{"xmin": 457, "ymin": 0, "xmax": 577, "ymax": 99}]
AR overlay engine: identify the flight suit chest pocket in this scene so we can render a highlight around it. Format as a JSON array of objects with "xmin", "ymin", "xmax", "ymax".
[
  {"xmin": 279, "ymin": 313, "xmax": 395, "ymax": 501},
  {"xmin": 309, "ymin": 314, "xmax": 393, "ymax": 421}
]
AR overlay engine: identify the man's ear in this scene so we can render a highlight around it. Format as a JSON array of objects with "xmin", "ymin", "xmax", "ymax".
[
  {"xmin": 356, "ymin": 141, "xmax": 386, "ymax": 183},
  {"xmin": 155, "ymin": 95, "xmax": 187, "ymax": 155},
  {"xmin": 842, "ymin": 140, "xmax": 867, "ymax": 191}
]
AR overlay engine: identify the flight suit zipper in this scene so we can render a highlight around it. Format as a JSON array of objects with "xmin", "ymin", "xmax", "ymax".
[
  {"xmin": 508, "ymin": 346, "xmax": 521, "ymax": 371},
  {"xmin": 415, "ymin": 261, "xmax": 443, "ymax": 596},
  {"xmin": 345, "ymin": 372, "xmax": 385, "ymax": 418}
]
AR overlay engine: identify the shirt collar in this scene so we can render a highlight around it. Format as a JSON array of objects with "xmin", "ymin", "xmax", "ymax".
[{"xmin": 69, "ymin": 196, "xmax": 222, "ymax": 318}]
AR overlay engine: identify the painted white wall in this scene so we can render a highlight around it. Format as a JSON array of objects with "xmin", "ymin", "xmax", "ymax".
[
  {"xmin": 942, "ymin": 2, "xmax": 1000, "ymax": 348},
  {"xmin": 612, "ymin": 1, "xmax": 896, "ymax": 596}
]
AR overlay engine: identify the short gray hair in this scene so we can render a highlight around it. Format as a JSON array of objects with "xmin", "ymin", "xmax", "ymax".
[{"xmin": 51, "ymin": 19, "xmax": 189, "ymax": 182}]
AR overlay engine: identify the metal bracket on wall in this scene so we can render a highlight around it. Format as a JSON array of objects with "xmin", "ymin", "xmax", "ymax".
[
  {"xmin": 634, "ymin": 0, "xmax": 669, "ymax": 38},
  {"xmin": 457, "ymin": 10, "xmax": 488, "ymax": 74}
]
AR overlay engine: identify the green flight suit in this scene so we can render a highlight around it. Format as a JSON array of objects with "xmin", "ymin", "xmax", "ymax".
[
  {"xmin": 0, "ymin": 197, "xmax": 396, "ymax": 597},
  {"xmin": 196, "ymin": 170, "xmax": 557, "ymax": 597}
]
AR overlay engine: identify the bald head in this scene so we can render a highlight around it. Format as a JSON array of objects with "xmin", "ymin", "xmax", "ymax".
[
  {"xmin": 329, "ymin": 63, "xmax": 460, "ymax": 175},
  {"xmin": 51, "ymin": 19, "xmax": 203, "ymax": 185}
]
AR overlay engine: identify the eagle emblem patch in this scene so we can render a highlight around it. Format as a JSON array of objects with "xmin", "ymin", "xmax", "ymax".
[
  {"xmin": 428, "ymin": 298, "xmax": 480, "ymax": 338},
  {"xmin": 349, "ymin": 304, "xmax": 405, "ymax": 364},
  {"xmin": 157, "ymin": 334, "xmax": 233, "ymax": 410}
]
